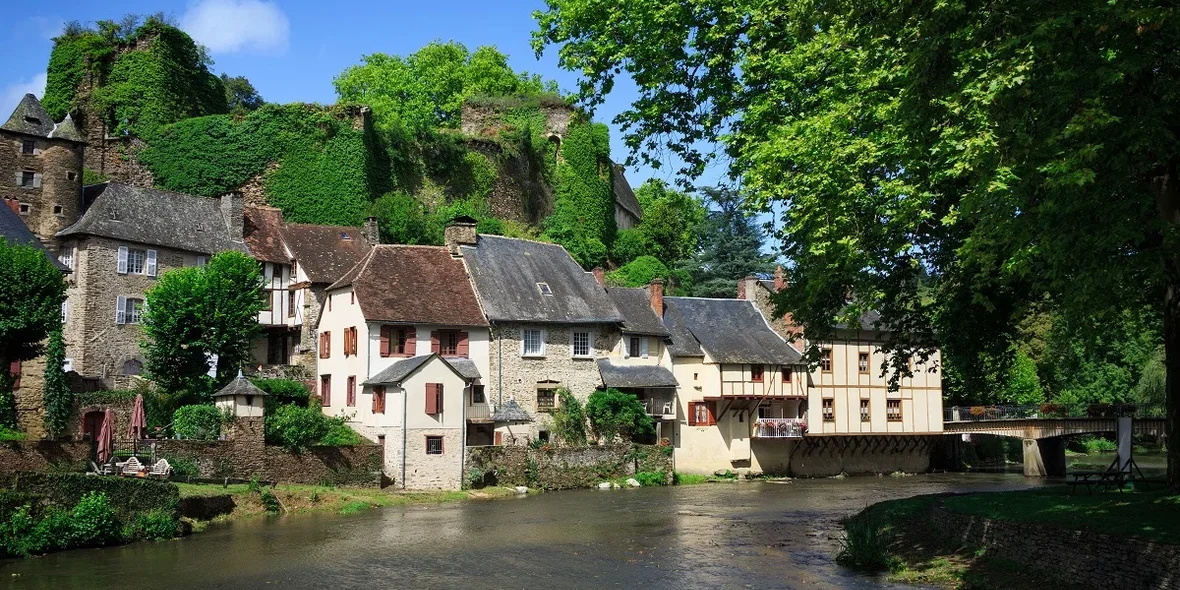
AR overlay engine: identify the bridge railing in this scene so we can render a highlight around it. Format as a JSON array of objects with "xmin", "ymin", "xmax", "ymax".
[{"xmin": 944, "ymin": 403, "xmax": 1164, "ymax": 423}]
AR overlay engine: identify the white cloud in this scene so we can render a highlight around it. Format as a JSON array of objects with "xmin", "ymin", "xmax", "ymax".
[
  {"xmin": 180, "ymin": 0, "xmax": 289, "ymax": 55},
  {"xmin": 0, "ymin": 73, "xmax": 47, "ymax": 120}
]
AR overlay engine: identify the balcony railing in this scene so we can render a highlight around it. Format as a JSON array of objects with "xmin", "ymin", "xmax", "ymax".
[
  {"xmin": 467, "ymin": 404, "xmax": 492, "ymax": 422},
  {"xmin": 641, "ymin": 397, "xmax": 676, "ymax": 418},
  {"xmin": 754, "ymin": 418, "xmax": 806, "ymax": 438},
  {"xmin": 943, "ymin": 403, "xmax": 1163, "ymax": 423}
]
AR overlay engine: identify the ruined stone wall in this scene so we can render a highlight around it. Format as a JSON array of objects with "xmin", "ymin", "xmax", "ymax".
[
  {"xmin": 460, "ymin": 103, "xmax": 573, "ymax": 139},
  {"xmin": 465, "ymin": 443, "xmax": 673, "ymax": 490},
  {"xmin": 928, "ymin": 503, "xmax": 1180, "ymax": 590},
  {"xmin": 0, "ymin": 440, "xmax": 91, "ymax": 474},
  {"xmin": 13, "ymin": 355, "xmax": 48, "ymax": 439},
  {"xmin": 488, "ymin": 323, "xmax": 618, "ymax": 440},
  {"xmin": 466, "ymin": 140, "xmax": 554, "ymax": 225},
  {"xmin": 0, "ymin": 132, "xmax": 84, "ymax": 248}
]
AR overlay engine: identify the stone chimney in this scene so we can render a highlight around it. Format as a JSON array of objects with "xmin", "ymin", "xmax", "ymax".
[
  {"xmin": 3, "ymin": 198, "xmax": 19, "ymax": 215},
  {"xmin": 444, "ymin": 216, "xmax": 478, "ymax": 257},
  {"xmin": 592, "ymin": 267, "xmax": 605, "ymax": 287},
  {"xmin": 649, "ymin": 278, "xmax": 664, "ymax": 316},
  {"xmin": 737, "ymin": 276, "xmax": 758, "ymax": 301},
  {"xmin": 220, "ymin": 193, "xmax": 244, "ymax": 243},
  {"xmin": 362, "ymin": 216, "xmax": 379, "ymax": 245},
  {"xmin": 774, "ymin": 265, "xmax": 787, "ymax": 291}
]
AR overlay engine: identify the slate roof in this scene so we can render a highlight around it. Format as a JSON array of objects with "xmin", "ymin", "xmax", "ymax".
[
  {"xmin": 610, "ymin": 163, "xmax": 642, "ymax": 221},
  {"xmin": 1, "ymin": 94, "xmax": 84, "ymax": 142},
  {"xmin": 460, "ymin": 235, "xmax": 623, "ymax": 324},
  {"xmin": 596, "ymin": 359, "xmax": 678, "ymax": 388},
  {"xmin": 56, "ymin": 183, "xmax": 247, "ymax": 254},
  {"xmin": 661, "ymin": 298, "xmax": 703, "ymax": 357},
  {"xmin": 364, "ymin": 354, "xmax": 472, "ymax": 385},
  {"xmin": 608, "ymin": 287, "xmax": 669, "ymax": 336},
  {"xmin": 329, "ymin": 245, "xmax": 487, "ymax": 327},
  {"xmin": 491, "ymin": 399, "xmax": 532, "ymax": 423},
  {"xmin": 447, "ymin": 357, "xmax": 482, "ymax": 380},
  {"xmin": 243, "ymin": 206, "xmax": 289, "ymax": 263},
  {"xmin": 212, "ymin": 373, "xmax": 268, "ymax": 398},
  {"xmin": 662, "ymin": 297, "xmax": 803, "ymax": 364},
  {"xmin": 282, "ymin": 222, "xmax": 369, "ymax": 284},
  {"xmin": 0, "ymin": 202, "xmax": 67, "ymax": 270}
]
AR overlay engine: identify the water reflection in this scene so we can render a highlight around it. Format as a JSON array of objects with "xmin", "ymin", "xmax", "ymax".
[{"xmin": 2, "ymin": 473, "xmax": 1047, "ymax": 589}]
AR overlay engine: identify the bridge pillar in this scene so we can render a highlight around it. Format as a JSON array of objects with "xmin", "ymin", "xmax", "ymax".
[{"xmin": 1023, "ymin": 438, "xmax": 1066, "ymax": 477}]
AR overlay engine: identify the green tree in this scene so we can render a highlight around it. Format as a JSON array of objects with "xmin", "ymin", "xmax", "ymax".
[
  {"xmin": 1000, "ymin": 351, "xmax": 1044, "ymax": 406},
  {"xmin": 680, "ymin": 186, "xmax": 774, "ymax": 297},
  {"xmin": 610, "ymin": 229, "xmax": 647, "ymax": 266},
  {"xmin": 200, "ymin": 252, "xmax": 265, "ymax": 381},
  {"xmin": 0, "ymin": 239, "xmax": 67, "ymax": 429},
  {"xmin": 533, "ymin": 0, "xmax": 1180, "ymax": 489},
  {"xmin": 633, "ymin": 179, "xmax": 706, "ymax": 264},
  {"xmin": 550, "ymin": 388, "xmax": 587, "ymax": 446},
  {"xmin": 585, "ymin": 388, "xmax": 655, "ymax": 443},
  {"xmin": 606, "ymin": 255, "xmax": 670, "ymax": 288},
  {"xmin": 41, "ymin": 328, "xmax": 72, "ymax": 438},
  {"xmin": 220, "ymin": 74, "xmax": 264, "ymax": 116}
]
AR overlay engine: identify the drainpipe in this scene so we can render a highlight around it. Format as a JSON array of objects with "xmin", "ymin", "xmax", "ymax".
[
  {"xmin": 496, "ymin": 323, "xmax": 503, "ymax": 406},
  {"xmin": 461, "ymin": 382, "xmax": 468, "ymax": 487},
  {"xmin": 402, "ymin": 388, "xmax": 408, "ymax": 490}
]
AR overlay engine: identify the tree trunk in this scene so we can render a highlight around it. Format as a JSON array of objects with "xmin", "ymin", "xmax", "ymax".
[{"xmin": 1168, "ymin": 276, "xmax": 1180, "ymax": 493}]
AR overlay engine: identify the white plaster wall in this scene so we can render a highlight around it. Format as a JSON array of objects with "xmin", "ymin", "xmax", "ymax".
[{"xmin": 316, "ymin": 286, "xmax": 369, "ymax": 417}]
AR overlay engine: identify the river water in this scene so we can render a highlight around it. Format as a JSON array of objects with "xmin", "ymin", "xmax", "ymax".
[{"xmin": 1, "ymin": 473, "xmax": 1050, "ymax": 589}]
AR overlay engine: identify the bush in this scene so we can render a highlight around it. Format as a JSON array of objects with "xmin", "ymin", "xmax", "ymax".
[
  {"xmin": 611, "ymin": 229, "xmax": 648, "ymax": 265},
  {"xmin": 129, "ymin": 509, "xmax": 179, "ymax": 541},
  {"xmin": 253, "ymin": 377, "xmax": 311, "ymax": 411},
  {"xmin": 320, "ymin": 418, "xmax": 363, "ymax": 446},
  {"xmin": 172, "ymin": 404, "xmax": 223, "ymax": 440},
  {"xmin": 606, "ymin": 255, "xmax": 671, "ymax": 288},
  {"xmin": 551, "ymin": 388, "xmax": 587, "ymax": 446},
  {"xmin": 836, "ymin": 516, "xmax": 901, "ymax": 572},
  {"xmin": 265, "ymin": 404, "xmax": 330, "ymax": 451},
  {"xmin": 0, "ymin": 473, "xmax": 180, "ymax": 520},
  {"xmin": 0, "ymin": 426, "xmax": 26, "ymax": 441},
  {"xmin": 585, "ymin": 389, "xmax": 655, "ymax": 443},
  {"xmin": 259, "ymin": 489, "xmax": 281, "ymax": 514},
  {"xmin": 165, "ymin": 455, "xmax": 199, "ymax": 480},
  {"xmin": 69, "ymin": 492, "xmax": 123, "ymax": 548},
  {"xmin": 634, "ymin": 471, "xmax": 666, "ymax": 487}
]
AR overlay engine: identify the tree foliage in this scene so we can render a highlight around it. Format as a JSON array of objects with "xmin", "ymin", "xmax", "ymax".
[
  {"xmin": 585, "ymin": 388, "xmax": 655, "ymax": 443},
  {"xmin": 41, "ymin": 329, "xmax": 72, "ymax": 438},
  {"xmin": 221, "ymin": 74, "xmax": 264, "ymax": 116},
  {"xmin": 550, "ymin": 387, "xmax": 587, "ymax": 446},
  {"xmin": 632, "ymin": 179, "xmax": 706, "ymax": 264},
  {"xmin": 171, "ymin": 404, "xmax": 222, "ymax": 441},
  {"xmin": 0, "ymin": 239, "xmax": 66, "ymax": 429},
  {"xmin": 680, "ymin": 186, "xmax": 774, "ymax": 297}
]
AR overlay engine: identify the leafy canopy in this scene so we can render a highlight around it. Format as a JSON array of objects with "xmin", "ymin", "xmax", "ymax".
[
  {"xmin": 0, "ymin": 239, "xmax": 66, "ymax": 429},
  {"xmin": 585, "ymin": 388, "xmax": 655, "ymax": 443},
  {"xmin": 680, "ymin": 186, "xmax": 774, "ymax": 298}
]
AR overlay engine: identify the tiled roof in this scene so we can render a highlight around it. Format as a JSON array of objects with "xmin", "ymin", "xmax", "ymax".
[
  {"xmin": 460, "ymin": 235, "xmax": 622, "ymax": 324},
  {"xmin": 0, "ymin": 202, "xmax": 66, "ymax": 270},
  {"xmin": 607, "ymin": 287, "xmax": 668, "ymax": 336},
  {"xmin": 1, "ymin": 95, "xmax": 84, "ymax": 142},
  {"xmin": 596, "ymin": 359, "xmax": 678, "ymax": 388},
  {"xmin": 243, "ymin": 206, "xmax": 289, "ymax": 263},
  {"xmin": 282, "ymin": 222, "xmax": 370, "ymax": 284},
  {"xmin": 56, "ymin": 183, "xmax": 246, "ymax": 254},
  {"xmin": 364, "ymin": 354, "xmax": 471, "ymax": 386},
  {"xmin": 492, "ymin": 399, "xmax": 532, "ymax": 423},
  {"xmin": 611, "ymin": 163, "xmax": 642, "ymax": 221},
  {"xmin": 212, "ymin": 373, "xmax": 268, "ymax": 398},
  {"xmin": 663, "ymin": 297, "xmax": 802, "ymax": 364},
  {"xmin": 328, "ymin": 245, "xmax": 488, "ymax": 327}
]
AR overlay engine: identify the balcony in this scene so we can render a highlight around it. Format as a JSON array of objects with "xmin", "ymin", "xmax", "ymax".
[
  {"xmin": 467, "ymin": 404, "xmax": 493, "ymax": 422},
  {"xmin": 640, "ymin": 396, "xmax": 676, "ymax": 419},
  {"xmin": 754, "ymin": 418, "xmax": 806, "ymax": 439}
]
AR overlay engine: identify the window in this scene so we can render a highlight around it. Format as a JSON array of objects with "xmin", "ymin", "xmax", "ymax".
[
  {"xmin": 536, "ymin": 388, "xmax": 556, "ymax": 413},
  {"xmin": 537, "ymin": 282, "xmax": 553, "ymax": 295},
  {"xmin": 287, "ymin": 290, "xmax": 296, "ymax": 317},
  {"xmin": 860, "ymin": 399, "xmax": 870, "ymax": 422},
  {"xmin": 887, "ymin": 400, "xmax": 902, "ymax": 422},
  {"xmin": 437, "ymin": 330, "xmax": 461, "ymax": 356},
  {"xmin": 688, "ymin": 401, "xmax": 716, "ymax": 426},
  {"xmin": 122, "ymin": 359, "xmax": 143, "ymax": 376},
  {"xmin": 58, "ymin": 247, "xmax": 73, "ymax": 270},
  {"xmin": 117, "ymin": 246, "xmax": 156, "ymax": 276},
  {"xmin": 61, "ymin": 299, "xmax": 68, "ymax": 323},
  {"xmin": 425, "ymin": 436, "xmax": 444, "ymax": 455},
  {"xmin": 320, "ymin": 375, "xmax": 331, "ymax": 406},
  {"xmin": 858, "ymin": 352, "xmax": 870, "ymax": 374},
  {"xmin": 319, "ymin": 331, "xmax": 331, "ymax": 358},
  {"xmin": 781, "ymin": 367, "xmax": 792, "ymax": 383},
  {"xmin": 425, "ymin": 383, "xmax": 444, "ymax": 415},
  {"xmin": 23, "ymin": 116, "xmax": 39, "ymax": 125},
  {"xmin": 20, "ymin": 170, "xmax": 34, "ymax": 187},
  {"xmin": 347, "ymin": 376, "xmax": 356, "ymax": 407},
  {"xmin": 350, "ymin": 291, "xmax": 355, "ymax": 304},
  {"xmin": 67, "ymin": 172, "xmax": 76, "ymax": 181},
  {"xmin": 471, "ymin": 384, "xmax": 486, "ymax": 404},
  {"xmin": 21, "ymin": 140, "xmax": 34, "ymax": 155},
  {"xmin": 380, "ymin": 325, "xmax": 415, "ymax": 357},
  {"xmin": 53, "ymin": 205, "xmax": 63, "ymax": 216},
  {"xmin": 751, "ymin": 365, "xmax": 764, "ymax": 383},
  {"xmin": 571, "ymin": 331, "xmax": 592, "ymax": 358},
  {"xmin": 115, "ymin": 296, "xmax": 144, "ymax": 324},
  {"xmin": 9, "ymin": 360, "xmax": 21, "ymax": 390},
  {"xmin": 822, "ymin": 399, "xmax": 835, "ymax": 422},
  {"xmin": 626, "ymin": 336, "xmax": 649, "ymax": 359},
  {"xmin": 537, "ymin": 431, "xmax": 550, "ymax": 443},
  {"xmin": 18, "ymin": 203, "xmax": 30, "ymax": 215},
  {"xmin": 820, "ymin": 349, "xmax": 833, "ymax": 373},
  {"xmin": 195, "ymin": 256, "xmax": 208, "ymax": 267},
  {"xmin": 522, "ymin": 328, "xmax": 544, "ymax": 357}
]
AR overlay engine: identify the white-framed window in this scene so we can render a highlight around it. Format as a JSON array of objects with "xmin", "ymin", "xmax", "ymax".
[
  {"xmin": 117, "ymin": 246, "xmax": 156, "ymax": 276},
  {"xmin": 115, "ymin": 296, "xmax": 144, "ymax": 325},
  {"xmin": 625, "ymin": 336, "xmax": 649, "ymax": 359},
  {"xmin": 58, "ymin": 247, "xmax": 73, "ymax": 270},
  {"xmin": 61, "ymin": 299, "xmax": 69, "ymax": 323},
  {"xmin": 521, "ymin": 328, "xmax": 545, "ymax": 357},
  {"xmin": 571, "ymin": 330, "xmax": 593, "ymax": 358},
  {"xmin": 195, "ymin": 256, "xmax": 208, "ymax": 267}
]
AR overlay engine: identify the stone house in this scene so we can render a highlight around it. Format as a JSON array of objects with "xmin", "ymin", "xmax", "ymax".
[
  {"xmin": 55, "ymin": 182, "xmax": 247, "ymax": 383},
  {"xmin": 315, "ymin": 244, "xmax": 489, "ymax": 489},
  {"xmin": 599, "ymin": 280, "xmax": 678, "ymax": 439},
  {"xmin": 454, "ymin": 223, "xmax": 624, "ymax": 444}
]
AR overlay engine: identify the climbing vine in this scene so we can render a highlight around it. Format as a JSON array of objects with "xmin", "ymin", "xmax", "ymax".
[
  {"xmin": 42, "ymin": 328, "xmax": 72, "ymax": 439},
  {"xmin": 544, "ymin": 120, "xmax": 616, "ymax": 268}
]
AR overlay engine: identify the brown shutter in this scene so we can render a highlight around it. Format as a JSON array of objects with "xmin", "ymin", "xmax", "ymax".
[
  {"xmin": 405, "ymin": 327, "xmax": 416, "ymax": 356},
  {"xmin": 706, "ymin": 402, "xmax": 717, "ymax": 426},
  {"xmin": 494, "ymin": 431, "xmax": 503, "ymax": 445},
  {"xmin": 430, "ymin": 331, "xmax": 440, "ymax": 354},
  {"xmin": 437, "ymin": 383, "xmax": 444, "ymax": 412},
  {"xmin": 425, "ymin": 383, "xmax": 438, "ymax": 414},
  {"xmin": 457, "ymin": 332, "xmax": 469, "ymax": 357},
  {"xmin": 376, "ymin": 386, "xmax": 386, "ymax": 413},
  {"xmin": 380, "ymin": 326, "xmax": 391, "ymax": 357},
  {"xmin": 687, "ymin": 402, "xmax": 698, "ymax": 426}
]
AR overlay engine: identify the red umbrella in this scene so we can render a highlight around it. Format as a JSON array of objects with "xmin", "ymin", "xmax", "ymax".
[
  {"xmin": 96, "ymin": 409, "xmax": 114, "ymax": 464},
  {"xmin": 128, "ymin": 394, "xmax": 147, "ymax": 453}
]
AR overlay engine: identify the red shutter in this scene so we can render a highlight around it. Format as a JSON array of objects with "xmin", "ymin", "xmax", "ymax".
[
  {"xmin": 425, "ymin": 383, "xmax": 438, "ymax": 414},
  {"xmin": 430, "ymin": 331, "xmax": 440, "ymax": 354},
  {"xmin": 373, "ymin": 386, "xmax": 385, "ymax": 414},
  {"xmin": 457, "ymin": 332, "xmax": 469, "ymax": 357},
  {"xmin": 9, "ymin": 360, "xmax": 21, "ymax": 390},
  {"xmin": 706, "ymin": 402, "xmax": 717, "ymax": 426},
  {"xmin": 347, "ymin": 376, "xmax": 356, "ymax": 406},
  {"xmin": 437, "ymin": 383, "xmax": 444, "ymax": 413},
  {"xmin": 379, "ymin": 326, "xmax": 391, "ymax": 357},
  {"xmin": 688, "ymin": 402, "xmax": 698, "ymax": 426},
  {"xmin": 494, "ymin": 431, "xmax": 503, "ymax": 445},
  {"xmin": 405, "ymin": 327, "xmax": 416, "ymax": 356},
  {"xmin": 321, "ymin": 376, "xmax": 331, "ymax": 406}
]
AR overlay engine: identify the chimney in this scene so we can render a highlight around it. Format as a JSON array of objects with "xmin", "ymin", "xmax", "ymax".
[
  {"xmin": 774, "ymin": 265, "xmax": 786, "ymax": 291},
  {"xmin": 220, "ymin": 193, "xmax": 244, "ymax": 243},
  {"xmin": 592, "ymin": 267, "xmax": 605, "ymax": 287},
  {"xmin": 444, "ymin": 216, "xmax": 478, "ymax": 257},
  {"xmin": 649, "ymin": 278, "xmax": 664, "ymax": 316},
  {"xmin": 738, "ymin": 276, "xmax": 758, "ymax": 301},
  {"xmin": 4, "ymin": 198, "xmax": 19, "ymax": 215},
  {"xmin": 362, "ymin": 216, "xmax": 379, "ymax": 245}
]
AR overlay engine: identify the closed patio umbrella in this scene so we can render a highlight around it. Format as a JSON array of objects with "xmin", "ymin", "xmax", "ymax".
[
  {"xmin": 96, "ymin": 409, "xmax": 114, "ymax": 464},
  {"xmin": 128, "ymin": 394, "xmax": 147, "ymax": 455}
]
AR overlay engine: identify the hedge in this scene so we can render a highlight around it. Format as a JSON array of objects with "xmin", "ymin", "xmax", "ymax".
[{"xmin": 0, "ymin": 472, "xmax": 180, "ymax": 519}]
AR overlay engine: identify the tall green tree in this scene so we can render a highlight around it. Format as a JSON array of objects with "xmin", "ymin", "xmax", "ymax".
[
  {"xmin": 42, "ymin": 328, "xmax": 72, "ymax": 438},
  {"xmin": 0, "ymin": 239, "xmax": 66, "ymax": 429},
  {"xmin": 681, "ymin": 186, "xmax": 774, "ymax": 297},
  {"xmin": 534, "ymin": 0, "xmax": 1180, "ymax": 489},
  {"xmin": 199, "ymin": 252, "xmax": 265, "ymax": 381},
  {"xmin": 220, "ymin": 74, "xmax": 264, "ymax": 116},
  {"xmin": 633, "ymin": 179, "xmax": 706, "ymax": 264}
]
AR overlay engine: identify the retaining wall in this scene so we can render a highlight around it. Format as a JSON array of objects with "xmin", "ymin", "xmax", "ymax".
[
  {"xmin": 466, "ymin": 443, "xmax": 673, "ymax": 490},
  {"xmin": 152, "ymin": 439, "xmax": 383, "ymax": 487},
  {"xmin": 0, "ymin": 440, "xmax": 92, "ymax": 473}
]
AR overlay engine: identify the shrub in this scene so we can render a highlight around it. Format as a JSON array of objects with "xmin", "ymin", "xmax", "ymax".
[
  {"xmin": 585, "ymin": 389, "xmax": 655, "ymax": 443},
  {"xmin": 320, "ymin": 418, "xmax": 363, "ymax": 446},
  {"xmin": 835, "ymin": 516, "xmax": 900, "ymax": 572},
  {"xmin": 129, "ymin": 509, "xmax": 179, "ymax": 540},
  {"xmin": 172, "ymin": 404, "xmax": 222, "ymax": 440},
  {"xmin": 634, "ymin": 471, "xmax": 665, "ymax": 487},
  {"xmin": 265, "ymin": 404, "xmax": 330, "ymax": 451},
  {"xmin": 606, "ymin": 255, "xmax": 671, "ymax": 288},
  {"xmin": 610, "ymin": 229, "xmax": 648, "ymax": 265},
  {"xmin": 0, "ymin": 473, "xmax": 179, "ymax": 520},
  {"xmin": 253, "ymin": 377, "xmax": 311, "ymax": 411},
  {"xmin": 551, "ymin": 388, "xmax": 587, "ymax": 446},
  {"xmin": 259, "ymin": 489, "xmax": 281, "ymax": 514},
  {"xmin": 0, "ymin": 426, "xmax": 26, "ymax": 441},
  {"xmin": 69, "ymin": 492, "xmax": 122, "ymax": 548},
  {"xmin": 164, "ymin": 455, "xmax": 199, "ymax": 480}
]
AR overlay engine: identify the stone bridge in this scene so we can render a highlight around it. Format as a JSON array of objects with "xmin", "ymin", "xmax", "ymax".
[{"xmin": 942, "ymin": 404, "xmax": 1166, "ymax": 477}]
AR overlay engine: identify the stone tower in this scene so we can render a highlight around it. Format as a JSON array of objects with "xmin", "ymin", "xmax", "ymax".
[{"xmin": 0, "ymin": 93, "xmax": 85, "ymax": 251}]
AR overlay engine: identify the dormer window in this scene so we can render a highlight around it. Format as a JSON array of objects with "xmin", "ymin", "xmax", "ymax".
[
  {"xmin": 537, "ymin": 282, "xmax": 553, "ymax": 296},
  {"xmin": 23, "ymin": 116, "xmax": 40, "ymax": 125},
  {"xmin": 21, "ymin": 140, "xmax": 34, "ymax": 155}
]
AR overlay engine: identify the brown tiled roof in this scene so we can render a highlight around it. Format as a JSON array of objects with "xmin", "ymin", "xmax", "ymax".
[
  {"xmin": 329, "ymin": 245, "xmax": 488, "ymax": 327},
  {"xmin": 282, "ymin": 223, "xmax": 370, "ymax": 284},
  {"xmin": 243, "ymin": 206, "xmax": 289, "ymax": 263}
]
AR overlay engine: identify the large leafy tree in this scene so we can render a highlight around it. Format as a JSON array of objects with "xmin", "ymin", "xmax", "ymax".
[
  {"xmin": 534, "ymin": 1, "xmax": 1180, "ymax": 487},
  {"xmin": 633, "ymin": 179, "xmax": 706, "ymax": 264},
  {"xmin": 220, "ymin": 74, "xmax": 264, "ymax": 116},
  {"xmin": 0, "ymin": 239, "xmax": 66, "ymax": 429},
  {"xmin": 681, "ymin": 186, "xmax": 774, "ymax": 297}
]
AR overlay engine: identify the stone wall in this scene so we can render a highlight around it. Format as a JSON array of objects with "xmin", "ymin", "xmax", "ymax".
[
  {"xmin": 403, "ymin": 429, "xmax": 463, "ymax": 489},
  {"xmin": 467, "ymin": 140, "xmax": 554, "ymax": 225},
  {"xmin": 928, "ymin": 503, "xmax": 1180, "ymax": 590},
  {"xmin": 152, "ymin": 437, "xmax": 383, "ymax": 486},
  {"xmin": 0, "ymin": 440, "xmax": 92, "ymax": 474},
  {"xmin": 748, "ymin": 435, "xmax": 938, "ymax": 477},
  {"xmin": 460, "ymin": 103, "xmax": 574, "ymax": 140},
  {"xmin": 0, "ymin": 132, "xmax": 84, "ymax": 249},
  {"xmin": 466, "ymin": 443, "xmax": 673, "ymax": 490}
]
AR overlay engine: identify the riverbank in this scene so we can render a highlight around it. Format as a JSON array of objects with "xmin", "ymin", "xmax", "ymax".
[{"xmin": 842, "ymin": 486, "xmax": 1180, "ymax": 589}]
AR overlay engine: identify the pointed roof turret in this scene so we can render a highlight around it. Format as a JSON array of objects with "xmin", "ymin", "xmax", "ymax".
[
  {"xmin": 2, "ymin": 94, "xmax": 56, "ymax": 137},
  {"xmin": 48, "ymin": 113, "xmax": 84, "ymax": 143},
  {"xmin": 212, "ymin": 371, "xmax": 268, "ymax": 398}
]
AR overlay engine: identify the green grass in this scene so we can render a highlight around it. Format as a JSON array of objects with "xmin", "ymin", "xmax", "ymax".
[
  {"xmin": 673, "ymin": 472, "xmax": 709, "ymax": 485},
  {"xmin": 338, "ymin": 501, "xmax": 370, "ymax": 515}
]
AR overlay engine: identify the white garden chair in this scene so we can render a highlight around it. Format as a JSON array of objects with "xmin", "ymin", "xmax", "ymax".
[
  {"xmin": 148, "ymin": 459, "xmax": 172, "ymax": 478},
  {"xmin": 121, "ymin": 456, "xmax": 143, "ymax": 475}
]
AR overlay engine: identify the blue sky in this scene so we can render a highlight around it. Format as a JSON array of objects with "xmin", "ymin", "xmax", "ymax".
[{"xmin": 0, "ymin": 0, "xmax": 731, "ymax": 191}]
